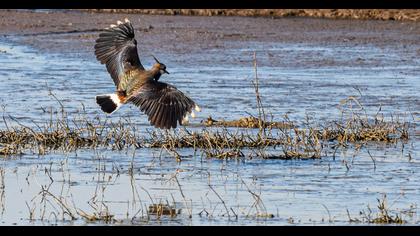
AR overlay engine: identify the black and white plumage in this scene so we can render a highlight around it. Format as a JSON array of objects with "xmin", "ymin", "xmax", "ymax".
[{"xmin": 94, "ymin": 19, "xmax": 200, "ymax": 129}]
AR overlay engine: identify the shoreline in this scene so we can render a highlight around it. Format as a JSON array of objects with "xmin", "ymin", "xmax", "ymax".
[
  {"xmin": 1, "ymin": 9, "xmax": 418, "ymax": 61},
  {"xmin": 83, "ymin": 9, "xmax": 420, "ymax": 21}
]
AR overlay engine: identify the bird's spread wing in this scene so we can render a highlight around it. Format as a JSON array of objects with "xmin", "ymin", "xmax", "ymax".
[
  {"xmin": 94, "ymin": 19, "xmax": 144, "ymax": 90},
  {"xmin": 128, "ymin": 80, "xmax": 196, "ymax": 129}
]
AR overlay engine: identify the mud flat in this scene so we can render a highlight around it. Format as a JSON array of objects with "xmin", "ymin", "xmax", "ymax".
[{"xmin": 85, "ymin": 9, "xmax": 420, "ymax": 21}]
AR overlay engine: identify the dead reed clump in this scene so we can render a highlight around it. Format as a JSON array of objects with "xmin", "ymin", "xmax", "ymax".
[
  {"xmin": 256, "ymin": 150, "xmax": 320, "ymax": 160},
  {"xmin": 348, "ymin": 195, "xmax": 409, "ymax": 224},
  {"xmin": 0, "ymin": 99, "xmax": 146, "ymax": 155},
  {"xmin": 77, "ymin": 210, "xmax": 116, "ymax": 223},
  {"xmin": 0, "ymin": 69, "xmax": 413, "ymax": 160},
  {"xmin": 0, "ymin": 102, "xmax": 410, "ymax": 160},
  {"xmin": 148, "ymin": 203, "xmax": 178, "ymax": 218},
  {"xmin": 202, "ymin": 116, "xmax": 294, "ymax": 129},
  {"xmin": 146, "ymin": 128, "xmax": 271, "ymax": 150},
  {"xmin": 318, "ymin": 96, "xmax": 410, "ymax": 144},
  {"xmin": 145, "ymin": 125, "xmax": 324, "ymax": 160},
  {"xmin": 203, "ymin": 149, "xmax": 244, "ymax": 159},
  {"xmin": 320, "ymin": 119, "xmax": 409, "ymax": 143},
  {"xmin": 270, "ymin": 125, "xmax": 323, "ymax": 160},
  {"xmin": 0, "ymin": 120, "xmax": 97, "ymax": 155},
  {"xmin": 0, "ymin": 143, "xmax": 22, "ymax": 156},
  {"xmin": 2, "ymin": 104, "xmax": 289, "ymax": 158}
]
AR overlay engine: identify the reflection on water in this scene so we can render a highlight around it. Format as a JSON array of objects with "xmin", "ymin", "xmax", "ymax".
[{"xmin": 0, "ymin": 34, "xmax": 418, "ymax": 225}]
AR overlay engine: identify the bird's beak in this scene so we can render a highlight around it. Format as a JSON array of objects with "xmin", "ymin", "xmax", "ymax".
[
  {"xmin": 163, "ymin": 69, "xmax": 170, "ymax": 74},
  {"xmin": 152, "ymin": 55, "xmax": 160, "ymax": 64}
]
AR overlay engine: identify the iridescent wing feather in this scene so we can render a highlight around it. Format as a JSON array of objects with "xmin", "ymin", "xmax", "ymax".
[
  {"xmin": 94, "ymin": 20, "xmax": 144, "ymax": 90},
  {"xmin": 128, "ymin": 80, "xmax": 196, "ymax": 129}
]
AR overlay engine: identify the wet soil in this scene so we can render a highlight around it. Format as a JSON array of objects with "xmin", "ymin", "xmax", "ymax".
[
  {"xmin": 86, "ymin": 9, "xmax": 420, "ymax": 22},
  {"xmin": 1, "ymin": 9, "xmax": 419, "ymax": 68}
]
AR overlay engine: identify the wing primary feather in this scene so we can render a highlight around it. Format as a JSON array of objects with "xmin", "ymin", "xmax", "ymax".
[
  {"xmin": 157, "ymin": 104, "xmax": 168, "ymax": 129},
  {"xmin": 94, "ymin": 20, "xmax": 144, "ymax": 88},
  {"xmin": 150, "ymin": 102, "xmax": 161, "ymax": 126},
  {"xmin": 127, "ymin": 80, "xmax": 198, "ymax": 129},
  {"xmin": 147, "ymin": 101, "xmax": 160, "ymax": 122},
  {"xmin": 172, "ymin": 101, "xmax": 179, "ymax": 127},
  {"xmin": 165, "ymin": 105, "xmax": 173, "ymax": 129},
  {"xmin": 168, "ymin": 105, "xmax": 175, "ymax": 129}
]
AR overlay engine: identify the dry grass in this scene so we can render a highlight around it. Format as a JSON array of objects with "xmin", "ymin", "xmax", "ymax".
[
  {"xmin": 347, "ymin": 195, "xmax": 413, "ymax": 224},
  {"xmin": 318, "ymin": 96, "xmax": 409, "ymax": 143},
  {"xmin": 0, "ymin": 55, "xmax": 413, "ymax": 160},
  {"xmin": 202, "ymin": 116, "xmax": 293, "ymax": 129},
  {"xmin": 148, "ymin": 203, "xmax": 178, "ymax": 218},
  {"xmin": 0, "ymin": 98, "xmax": 411, "ymax": 160}
]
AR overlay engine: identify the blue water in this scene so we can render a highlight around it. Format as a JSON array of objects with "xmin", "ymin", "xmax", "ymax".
[{"xmin": 0, "ymin": 22, "xmax": 419, "ymax": 225}]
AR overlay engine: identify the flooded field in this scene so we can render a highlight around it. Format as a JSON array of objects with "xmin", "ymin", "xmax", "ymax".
[{"xmin": 0, "ymin": 10, "xmax": 419, "ymax": 225}]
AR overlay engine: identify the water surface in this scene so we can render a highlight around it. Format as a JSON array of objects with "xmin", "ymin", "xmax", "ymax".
[{"xmin": 0, "ymin": 18, "xmax": 419, "ymax": 225}]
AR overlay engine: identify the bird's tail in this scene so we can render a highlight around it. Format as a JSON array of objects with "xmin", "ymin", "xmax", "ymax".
[{"xmin": 96, "ymin": 93, "xmax": 123, "ymax": 114}]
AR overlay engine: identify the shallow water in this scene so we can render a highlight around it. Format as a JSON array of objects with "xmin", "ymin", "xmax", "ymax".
[{"xmin": 0, "ymin": 20, "xmax": 419, "ymax": 225}]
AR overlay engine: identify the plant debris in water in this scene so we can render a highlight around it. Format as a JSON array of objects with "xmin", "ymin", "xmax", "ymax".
[
  {"xmin": 148, "ymin": 203, "xmax": 179, "ymax": 218},
  {"xmin": 347, "ymin": 195, "xmax": 410, "ymax": 224},
  {"xmin": 202, "ymin": 116, "xmax": 294, "ymax": 129},
  {"xmin": 0, "ymin": 55, "xmax": 413, "ymax": 160},
  {"xmin": 0, "ymin": 100, "xmax": 411, "ymax": 160}
]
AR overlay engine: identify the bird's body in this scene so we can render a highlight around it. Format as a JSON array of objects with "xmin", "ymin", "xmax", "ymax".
[{"xmin": 94, "ymin": 19, "xmax": 200, "ymax": 129}]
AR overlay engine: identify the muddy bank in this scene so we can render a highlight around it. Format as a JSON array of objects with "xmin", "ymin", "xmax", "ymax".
[
  {"xmin": 85, "ymin": 9, "xmax": 420, "ymax": 21},
  {"xmin": 0, "ymin": 9, "xmax": 418, "ymax": 122},
  {"xmin": 0, "ymin": 10, "xmax": 419, "ymax": 68}
]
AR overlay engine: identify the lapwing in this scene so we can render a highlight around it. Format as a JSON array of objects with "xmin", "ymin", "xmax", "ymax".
[{"xmin": 94, "ymin": 19, "xmax": 200, "ymax": 129}]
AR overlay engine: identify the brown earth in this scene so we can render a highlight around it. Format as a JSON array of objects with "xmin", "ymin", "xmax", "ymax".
[
  {"xmin": 1, "ymin": 9, "xmax": 419, "ymax": 70},
  {"xmin": 85, "ymin": 9, "xmax": 420, "ymax": 21}
]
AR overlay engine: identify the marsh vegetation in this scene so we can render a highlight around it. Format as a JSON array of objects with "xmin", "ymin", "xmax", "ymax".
[{"xmin": 0, "ymin": 63, "xmax": 416, "ymax": 225}]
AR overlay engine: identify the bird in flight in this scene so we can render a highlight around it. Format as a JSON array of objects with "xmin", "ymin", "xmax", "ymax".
[{"xmin": 94, "ymin": 18, "xmax": 200, "ymax": 129}]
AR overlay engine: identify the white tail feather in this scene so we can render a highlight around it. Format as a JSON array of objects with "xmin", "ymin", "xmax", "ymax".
[{"xmin": 109, "ymin": 94, "xmax": 122, "ymax": 111}]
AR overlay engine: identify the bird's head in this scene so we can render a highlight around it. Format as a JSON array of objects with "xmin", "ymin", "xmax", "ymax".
[{"xmin": 152, "ymin": 55, "xmax": 169, "ymax": 75}]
